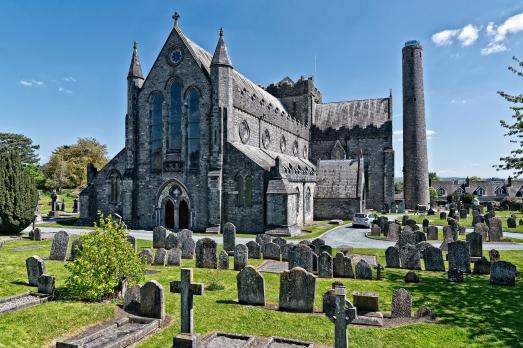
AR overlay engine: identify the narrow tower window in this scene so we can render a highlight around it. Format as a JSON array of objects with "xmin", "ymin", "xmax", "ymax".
[
  {"xmin": 169, "ymin": 81, "xmax": 182, "ymax": 151},
  {"xmin": 150, "ymin": 93, "xmax": 163, "ymax": 152},
  {"xmin": 245, "ymin": 175, "xmax": 253, "ymax": 207},
  {"xmin": 187, "ymin": 88, "xmax": 200, "ymax": 169}
]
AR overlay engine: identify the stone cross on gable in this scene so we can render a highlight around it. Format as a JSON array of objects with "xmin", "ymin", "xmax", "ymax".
[
  {"xmin": 170, "ymin": 268, "xmax": 204, "ymax": 334},
  {"xmin": 325, "ymin": 286, "xmax": 357, "ymax": 348}
]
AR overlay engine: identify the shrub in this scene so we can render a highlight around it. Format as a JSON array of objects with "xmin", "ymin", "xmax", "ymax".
[
  {"xmin": 64, "ymin": 214, "xmax": 144, "ymax": 301},
  {"xmin": 0, "ymin": 151, "xmax": 38, "ymax": 234},
  {"xmin": 461, "ymin": 193, "xmax": 474, "ymax": 204}
]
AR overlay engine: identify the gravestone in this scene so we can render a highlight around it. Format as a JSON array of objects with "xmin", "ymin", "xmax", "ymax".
[
  {"xmin": 234, "ymin": 244, "xmax": 248, "ymax": 271},
  {"xmin": 404, "ymin": 271, "xmax": 420, "ymax": 283},
  {"xmin": 489, "ymin": 249, "xmax": 500, "ymax": 263},
  {"xmin": 171, "ymin": 268, "xmax": 204, "ymax": 344},
  {"xmin": 355, "ymin": 260, "xmax": 373, "ymax": 280},
  {"xmin": 26, "ymin": 256, "xmax": 45, "ymax": 286},
  {"xmin": 153, "ymin": 226, "xmax": 167, "ymax": 249},
  {"xmin": 466, "ymin": 232, "xmax": 482, "ymax": 257},
  {"xmin": 391, "ymin": 288, "xmax": 411, "ymax": 318},
  {"xmin": 398, "ymin": 230, "xmax": 416, "ymax": 247},
  {"xmin": 246, "ymin": 241, "xmax": 261, "ymax": 259},
  {"xmin": 385, "ymin": 246, "xmax": 400, "ymax": 268},
  {"xmin": 473, "ymin": 257, "xmax": 491, "ymax": 275},
  {"xmin": 448, "ymin": 241, "xmax": 470, "ymax": 273},
  {"xmin": 311, "ymin": 238, "xmax": 326, "ymax": 254},
  {"xmin": 426, "ymin": 226, "xmax": 438, "ymax": 240},
  {"xmin": 37, "ymin": 274, "xmax": 55, "ymax": 295},
  {"xmin": 472, "ymin": 214, "xmax": 484, "ymax": 226},
  {"xmin": 181, "ymin": 236, "xmax": 196, "ymax": 259},
  {"xmin": 139, "ymin": 280, "xmax": 164, "ymax": 320},
  {"xmin": 440, "ymin": 212, "xmax": 447, "ymax": 220},
  {"xmin": 440, "ymin": 226, "xmax": 455, "ymax": 251},
  {"xmin": 320, "ymin": 244, "xmax": 333, "ymax": 255},
  {"xmin": 237, "ymin": 266, "xmax": 265, "ymax": 306},
  {"xmin": 49, "ymin": 231, "xmax": 69, "ymax": 261},
  {"xmin": 413, "ymin": 231, "xmax": 427, "ymax": 243},
  {"xmin": 179, "ymin": 229, "xmax": 193, "ymax": 240},
  {"xmin": 422, "ymin": 219, "xmax": 430, "ymax": 230},
  {"xmin": 70, "ymin": 239, "xmax": 82, "ymax": 260},
  {"xmin": 387, "ymin": 223, "xmax": 400, "ymax": 241},
  {"xmin": 255, "ymin": 234, "xmax": 272, "ymax": 246},
  {"xmin": 223, "ymin": 222, "xmax": 236, "ymax": 254},
  {"xmin": 280, "ymin": 244, "xmax": 292, "ymax": 262},
  {"xmin": 195, "ymin": 238, "xmax": 217, "ymax": 269},
  {"xmin": 288, "ymin": 244, "xmax": 313, "ymax": 272},
  {"xmin": 262, "ymin": 242, "xmax": 280, "ymax": 261},
  {"xmin": 474, "ymin": 223, "xmax": 489, "ymax": 240},
  {"xmin": 165, "ymin": 233, "xmax": 179, "ymax": 250},
  {"xmin": 401, "ymin": 215, "xmax": 409, "ymax": 226},
  {"xmin": 127, "ymin": 235, "xmax": 137, "ymax": 252},
  {"xmin": 123, "ymin": 284, "xmax": 141, "ymax": 312},
  {"xmin": 401, "ymin": 245, "xmax": 421, "ymax": 270},
  {"xmin": 488, "ymin": 218, "xmax": 503, "ymax": 242},
  {"xmin": 448, "ymin": 267, "xmax": 464, "ymax": 282},
  {"xmin": 352, "ymin": 291, "xmax": 379, "ymax": 312},
  {"xmin": 333, "ymin": 253, "xmax": 354, "ymax": 278},
  {"xmin": 167, "ymin": 248, "xmax": 181, "ymax": 266},
  {"xmin": 154, "ymin": 248, "xmax": 167, "ymax": 266},
  {"xmin": 490, "ymin": 261, "xmax": 516, "ymax": 286},
  {"xmin": 370, "ymin": 225, "xmax": 381, "ymax": 236},
  {"xmin": 33, "ymin": 228, "xmax": 42, "ymax": 241},
  {"xmin": 218, "ymin": 250, "xmax": 229, "ymax": 270},
  {"xmin": 318, "ymin": 251, "xmax": 333, "ymax": 278},
  {"xmin": 507, "ymin": 217, "xmax": 516, "ymax": 229},
  {"xmin": 273, "ymin": 237, "xmax": 287, "ymax": 248},
  {"xmin": 459, "ymin": 209, "xmax": 468, "ymax": 219},
  {"xmin": 279, "ymin": 267, "xmax": 316, "ymax": 313},
  {"xmin": 422, "ymin": 246, "xmax": 445, "ymax": 272},
  {"xmin": 139, "ymin": 249, "xmax": 153, "ymax": 265}
]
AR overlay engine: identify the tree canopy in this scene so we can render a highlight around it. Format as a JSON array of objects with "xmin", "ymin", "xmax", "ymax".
[
  {"xmin": 495, "ymin": 56, "xmax": 523, "ymax": 176},
  {"xmin": 0, "ymin": 133, "xmax": 40, "ymax": 165},
  {"xmin": 43, "ymin": 138, "xmax": 108, "ymax": 190}
]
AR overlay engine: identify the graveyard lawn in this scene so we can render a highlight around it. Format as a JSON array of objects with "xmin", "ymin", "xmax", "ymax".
[
  {"xmin": 38, "ymin": 189, "xmax": 79, "ymax": 215},
  {"xmin": 288, "ymin": 220, "xmax": 351, "ymax": 240},
  {"xmin": 0, "ymin": 241, "xmax": 522, "ymax": 347}
]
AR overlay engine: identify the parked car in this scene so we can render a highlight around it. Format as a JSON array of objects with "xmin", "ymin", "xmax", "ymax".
[{"xmin": 352, "ymin": 213, "xmax": 378, "ymax": 228}]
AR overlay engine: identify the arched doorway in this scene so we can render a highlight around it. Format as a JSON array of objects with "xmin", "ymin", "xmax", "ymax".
[
  {"xmin": 165, "ymin": 200, "xmax": 175, "ymax": 229},
  {"xmin": 179, "ymin": 200, "xmax": 189, "ymax": 229}
]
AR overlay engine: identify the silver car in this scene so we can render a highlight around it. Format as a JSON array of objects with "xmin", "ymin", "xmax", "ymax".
[{"xmin": 352, "ymin": 213, "xmax": 378, "ymax": 228}]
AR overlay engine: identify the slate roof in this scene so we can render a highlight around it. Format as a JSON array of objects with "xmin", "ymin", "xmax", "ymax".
[
  {"xmin": 314, "ymin": 98, "xmax": 390, "ymax": 131},
  {"xmin": 315, "ymin": 160, "xmax": 363, "ymax": 199}
]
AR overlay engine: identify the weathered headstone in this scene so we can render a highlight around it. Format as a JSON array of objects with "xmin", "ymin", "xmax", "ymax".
[
  {"xmin": 370, "ymin": 225, "xmax": 381, "ymax": 236},
  {"xmin": 255, "ymin": 234, "xmax": 272, "ymax": 246},
  {"xmin": 413, "ymin": 231, "xmax": 427, "ymax": 243},
  {"xmin": 320, "ymin": 244, "xmax": 333, "ymax": 255},
  {"xmin": 195, "ymin": 238, "xmax": 217, "ymax": 269},
  {"xmin": 49, "ymin": 231, "xmax": 69, "ymax": 261},
  {"xmin": 448, "ymin": 267, "xmax": 463, "ymax": 282},
  {"xmin": 32, "ymin": 228, "xmax": 42, "ymax": 241},
  {"xmin": 123, "ymin": 284, "xmax": 141, "ymax": 312},
  {"xmin": 391, "ymin": 288, "xmax": 411, "ymax": 318},
  {"xmin": 181, "ymin": 236, "xmax": 196, "ymax": 259},
  {"xmin": 473, "ymin": 257, "xmax": 491, "ymax": 275},
  {"xmin": 333, "ymin": 252, "xmax": 354, "ymax": 278},
  {"xmin": 246, "ymin": 241, "xmax": 261, "ymax": 259},
  {"xmin": 154, "ymin": 248, "xmax": 167, "ymax": 266},
  {"xmin": 398, "ymin": 230, "xmax": 416, "ymax": 248},
  {"xmin": 237, "ymin": 266, "xmax": 265, "ymax": 306},
  {"xmin": 459, "ymin": 209, "xmax": 468, "ymax": 219},
  {"xmin": 167, "ymin": 248, "xmax": 182, "ymax": 266},
  {"xmin": 273, "ymin": 237, "xmax": 287, "ymax": 248},
  {"xmin": 507, "ymin": 217, "xmax": 516, "ymax": 229},
  {"xmin": 26, "ymin": 256, "xmax": 45, "ymax": 286},
  {"xmin": 127, "ymin": 235, "xmax": 137, "ymax": 252},
  {"xmin": 70, "ymin": 239, "xmax": 82, "ymax": 260},
  {"xmin": 489, "ymin": 249, "xmax": 500, "ymax": 263},
  {"xmin": 310, "ymin": 238, "xmax": 326, "ymax": 253},
  {"xmin": 400, "ymin": 244, "xmax": 421, "ymax": 270},
  {"xmin": 139, "ymin": 248, "xmax": 153, "ymax": 265},
  {"xmin": 262, "ymin": 242, "xmax": 280, "ymax": 261},
  {"xmin": 488, "ymin": 218, "xmax": 503, "ymax": 242},
  {"xmin": 490, "ymin": 261, "xmax": 516, "ymax": 286},
  {"xmin": 279, "ymin": 267, "xmax": 316, "ymax": 313},
  {"xmin": 37, "ymin": 274, "xmax": 55, "ymax": 295},
  {"xmin": 234, "ymin": 244, "xmax": 248, "ymax": 271},
  {"xmin": 439, "ymin": 226, "xmax": 455, "ymax": 251},
  {"xmin": 352, "ymin": 291, "xmax": 379, "ymax": 312},
  {"xmin": 139, "ymin": 280, "xmax": 164, "ymax": 320},
  {"xmin": 439, "ymin": 212, "xmax": 447, "ymax": 220},
  {"xmin": 387, "ymin": 223, "xmax": 400, "ymax": 241},
  {"xmin": 422, "ymin": 219, "xmax": 430, "ymax": 230},
  {"xmin": 404, "ymin": 271, "xmax": 420, "ymax": 283},
  {"xmin": 153, "ymin": 226, "xmax": 167, "ymax": 249},
  {"xmin": 474, "ymin": 223, "xmax": 489, "ymax": 240},
  {"xmin": 288, "ymin": 244, "xmax": 313, "ymax": 272},
  {"xmin": 318, "ymin": 251, "xmax": 333, "ymax": 278},
  {"xmin": 466, "ymin": 232, "xmax": 482, "ymax": 257},
  {"xmin": 448, "ymin": 241, "xmax": 470, "ymax": 273},
  {"xmin": 355, "ymin": 260, "xmax": 373, "ymax": 280},
  {"xmin": 422, "ymin": 246, "xmax": 445, "ymax": 272},
  {"xmin": 218, "ymin": 250, "xmax": 229, "ymax": 270},
  {"xmin": 385, "ymin": 246, "xmax": 400, "ymax": 268},
  {"xmin": 165, "ymin": 233, "xmax": 179, "ymax": 250},
  {"xmin": 223, "ymin": 222, "xmax": 236, "ymax": 254},
  {"xmin": 426, "ymin": 226, "xmax": 438, "ymax": 240},
  {"xmin": 280, "ymin": 243, "xmax": 292, "ymax": 262}
]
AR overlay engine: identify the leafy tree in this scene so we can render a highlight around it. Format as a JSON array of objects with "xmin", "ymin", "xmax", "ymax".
[
  {"xmin": 429, "ymin": 187, "xmax": 438, "ymax": 199},
  {"xmin": 0, "ymin": 133, "xmax": 40, "ymax": 166},
  {"xmin": 0, "ymin": 151, "xmax": 38, "ymax": 234},
  {"xmin": 394, "ymin": 181, "xmax": 403, "ymax": 193},
  {"xmin": 429, "ymin": 172, "xmax": 441, "ymax": 181},
  {"xmin": 495, "ymin": 56, "xmax": 523, "ymax": 176},
  {"xmin": 25, "ymin": 164, "xmax": 46, "ymax": 189},
  {"xmin": 64, "ymin": 214, "xmax": 144, "ymax": 301},
  {"xmin": 469, "ymin": 176, "xmax": 482, "ymax": 181},
  {"xmin": 43, "ymin": 138, "xmax": 108, "ymax": 190}
]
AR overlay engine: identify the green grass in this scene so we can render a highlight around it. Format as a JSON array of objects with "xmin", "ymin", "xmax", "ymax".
[
  {"xmin": 38, "ymin": 189, "xmax": 79, "ymax": 215},
  {"xmin": 287, "ymin": 220, "xmax": 350, "ymax": 240},
  {"xmin": 1, "ymin": 238, "xmax": 522, "ymax": 347},
  {"xmin": 36, "ymin": 218, "xmax": 90, "ymax": 230}
]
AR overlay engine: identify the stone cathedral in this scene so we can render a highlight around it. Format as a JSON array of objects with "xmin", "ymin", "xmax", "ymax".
[{"xmin": 80, "ymin": 14, "xmax": 395, "ymax": 235}]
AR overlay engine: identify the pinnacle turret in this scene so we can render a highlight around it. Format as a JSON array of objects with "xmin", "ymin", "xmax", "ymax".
[
  {"xmin": 128, "ymin": 41, "xmax": 144, "ymax": 80},
  {"xmin": 211, "ymin": 28, "xmax": 232, "ymax": 67}
]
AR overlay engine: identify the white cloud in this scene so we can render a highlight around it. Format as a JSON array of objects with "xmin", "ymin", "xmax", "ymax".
[
  {"xmin": 58, "ymin": 87, "xmax": 73, "ymax": 94},
  {"xmin": 457, "ymin": 24, "xmax": 480, "ymax": 46},
  {"xmin": 482, "ymin": 12, "xmax": 523, "ymax": 55},
  {"xmin": 486, "ymin": 22, "xmax": 496, "ymax": 36},
  {"xmin": 63, "ymin": 76, "xmax": 77, "ymax": 83},
  {"xmin": 481, "ymin": 42, "xmax": 508, "ymax": 55},
  {"xmin": 432, "ymin": 29, "xmax": 459, "ymax": 46},
  {"xmin": 20, "ymin": 79, "xmax": 44, "ymax": 87}
]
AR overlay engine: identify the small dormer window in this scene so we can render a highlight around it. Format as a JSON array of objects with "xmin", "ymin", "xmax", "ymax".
[
  {"xmin": 474, "ymin": 187, "xmax": 485, "ymax": 197},
  {"xmin": 494, "ymin": 186, "xmax": 506, "ymax": 196},
  {"xmin": 455, "ymin": 187, "xmax": 464, "ymax": 194}
]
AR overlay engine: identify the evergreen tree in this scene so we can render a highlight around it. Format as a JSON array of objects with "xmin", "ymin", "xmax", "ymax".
[
  {"xmin": 496, "ymin": 56, "xmax": 523, "ymax": 176},
  {"xmin": 0, "ymin": 133, "xmax": 40, "ymax": 165},
  {"xmin": 0, "ymin": 151, "xmax": 38, "ymax": 234}
]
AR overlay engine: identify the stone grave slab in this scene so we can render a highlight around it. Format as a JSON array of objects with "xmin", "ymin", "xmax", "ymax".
[
  {"xmin": 257, "ymin": 260, "xmax": 288, "ymax": 274},
  {"xmin": 11, "ymin": 245, "xmax": 46, "ymax": 252},
  {"xmin": 200, "ymin": 332, "xmax": 255, "ymax": 348},
  {"xmin": 350, "ymin": 254, "xmax": 377, "ymax": 267},
  {"xmin": 262, "ymin": 336, "xmax": 315, "ymax": 348},
  {"xmin": 0, "ymin": 292, "xmax": 50, "ymax": 314}
]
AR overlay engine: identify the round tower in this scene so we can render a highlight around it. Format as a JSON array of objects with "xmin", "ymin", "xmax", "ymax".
[{"xmin": 402, "ymin": 40, "xmax": 429, "ymax": 209}]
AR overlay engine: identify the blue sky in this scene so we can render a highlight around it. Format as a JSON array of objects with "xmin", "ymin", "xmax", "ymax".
[{"xmin": 2, "ymin": 1, "xmax": 523, "ymax": 178}]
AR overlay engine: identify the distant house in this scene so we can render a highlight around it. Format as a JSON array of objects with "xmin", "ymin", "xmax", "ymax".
[{"xmin": 430, "ymin": 177, "xmax": 522, "ymax": 202}]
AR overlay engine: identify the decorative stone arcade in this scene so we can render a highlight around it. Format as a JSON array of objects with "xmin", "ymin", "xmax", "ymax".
[{"xmin": 155, "ymin": 180, "xmax": 191, "ymax": 230}]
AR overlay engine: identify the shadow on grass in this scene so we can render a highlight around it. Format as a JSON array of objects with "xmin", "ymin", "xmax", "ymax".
[
  {"xmin": 215, "ymin": 299, "xmax": 236, "ymax": 305},
  {"xmin": 10, "ymin": 281, "xmax": 31, "ymax": 287}
]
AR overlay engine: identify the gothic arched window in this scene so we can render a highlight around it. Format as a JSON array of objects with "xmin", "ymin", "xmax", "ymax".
[
  {"xmin": 187, "ymin": 88, "xmax": 200, "ymax": 169},
  {"xmin": 245, "ymin": 175, "xmax": 253, "ymax": 207},
  {"xmin": 109, "ymin": 171, "xmax": 121, "ymax": 204},
  {"xmin": 237, "ymin": 176, "xmax": 244, "ymax": 206},
  {"xmin": 169, "ymin": 80, "xmax": 183, "ymax": 151},
  {"xmin": 150, "ymin": 93, "xmax": 163, "ymax": 152}
]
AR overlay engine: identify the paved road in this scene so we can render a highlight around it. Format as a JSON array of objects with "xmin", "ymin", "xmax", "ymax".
[{"xmin": 30, "ymin": 224, "xmax": 523, "ymax": 251}]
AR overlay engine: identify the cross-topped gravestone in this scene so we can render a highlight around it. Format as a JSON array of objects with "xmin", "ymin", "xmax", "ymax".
[
  {"xmin": 170, "ymin": 268, "xmax": 204, "ymax": 337},
  {"xmin": 324, "ymin": 286, "xmax": 357, "ymax": 348}
]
